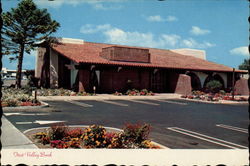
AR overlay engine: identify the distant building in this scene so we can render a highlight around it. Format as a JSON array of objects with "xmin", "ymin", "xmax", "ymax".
[
  {"xmin": 35, "ymin": 38, "xmax": 248, "ymax": 94},
  {"xmin": 1, "ymin": 67, "xmax": 27, "ymax": 80}
]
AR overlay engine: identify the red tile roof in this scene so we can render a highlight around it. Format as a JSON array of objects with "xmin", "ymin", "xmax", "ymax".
[{"xmin": 51, "ymin": 42, "xmax": 247, "ymax": 73}]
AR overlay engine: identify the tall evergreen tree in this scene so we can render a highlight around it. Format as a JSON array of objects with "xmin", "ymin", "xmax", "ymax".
[
  {"xmin": 238, "ymin": 58, "xmax": 249, "ymax": 70},
  {"xmin": 2, "ymin": 0, "xmax": 60, "ymax": 88},
  {"xmin": 0, "ymin": 0, "xmax": 3, "ymax": 116}
]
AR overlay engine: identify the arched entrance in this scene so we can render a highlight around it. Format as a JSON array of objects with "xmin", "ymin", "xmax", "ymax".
[
  {"xmin": 203, "ymin": 74, "xmax": 225, "ymax": 89},
  {"xmin": 187, "ymin": 72, "xmax": 202, "ymax": 90}
]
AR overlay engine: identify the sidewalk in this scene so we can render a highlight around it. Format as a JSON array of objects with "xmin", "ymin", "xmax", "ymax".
[
  {"xmin": 1, "ymin": 116, "xmax": 38, "ymax": 149},
  {"xmin": 37, "ymin": 93, "xmax": 182, "ymax": 101}
]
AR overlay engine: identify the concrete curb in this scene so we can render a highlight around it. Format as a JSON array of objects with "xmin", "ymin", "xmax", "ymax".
[
  {"xmin": 37, "ymin": 94, "xmax": 182, "ymax": 101},
  {"xmin": 179, "ymin": 98, "xmax": 248, "ymax": 105},
  {"xmin": 3, "ymin": 101, "xmax": 49, "ymax": 111},
  {"xmin": 1, "ymin": 116, "xmax": 38, "ymax": 149},
  {"xmin": 24, "ymin": 125, "xmax": 168, "ymax": 149}
]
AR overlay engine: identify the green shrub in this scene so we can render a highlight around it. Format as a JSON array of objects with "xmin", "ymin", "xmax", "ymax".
[
  {"xmin": 5, "ymin": 98, "xmax": 19, "ymax": 107},
  {"xmin": 205, "ymin": 80, "xmax": 222, "ymax": 93}
]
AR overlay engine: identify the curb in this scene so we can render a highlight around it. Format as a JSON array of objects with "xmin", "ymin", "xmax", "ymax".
[
  {"xmin": 3, "ymin": 101, "xmax": 49, "ymax": 111},
  {"xmin": 37, "ymin": 94, "xmax": 182, "ymax": 101},
  {"xmin": 24, "ymin": 125, "xmax": 168, "ymax": 149},
  {"xmin": 179, "ymin": 98, "xmax": 248, "ymax": 105},
  {"xmin": 1, "ymin": 116, "xmax": 38, "ymax": 149}
]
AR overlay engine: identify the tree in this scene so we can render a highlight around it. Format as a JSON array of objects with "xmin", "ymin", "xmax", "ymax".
[
  {"xmin": 2, "ymin": 0, "xmax": 60, "ymax": 88},
  {"xmin": 238, "ymin": 58, "xmax": 249, "ymax": 70},
  {"xmin": 0, "ymin": 0, "xmax": 3, "ymax": 115}
]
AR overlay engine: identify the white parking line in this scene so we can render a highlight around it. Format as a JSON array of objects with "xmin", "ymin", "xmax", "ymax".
[
  {"xmin": 167, "ymin": 127, "xmax": 248, "ymax": 149},
  {"xmin": 4, "ymin": 113, "xmax": 49, "ymax": 116},
  {"xmin": 154, "ymin": 99, "xmax": 188, "ymax": 105},
  {"xmin": 16, "ymin": 122, "xmax": 33, "ymax": 125},
  {"xmin": 128, "ymin": 100, "xmax": 160, "ymax": 106},
  {"xmin": 16, "ymin": 120, "xmax": 66, "ymax": 125},
  {"xmin": 65, "ymin": 100, "xmax": 93, "ymax": 107},
  {"xmin": 97, "ymin": 100, "xmax": 128, "ymax": 107},
  {"xmin": 216, "ymin": 124, "xmax": 248, "ymax": 133}
]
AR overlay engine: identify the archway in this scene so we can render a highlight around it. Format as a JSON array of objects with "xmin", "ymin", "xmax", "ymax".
[
  {"xmin": 187, "ymin": 72, "xmax": 202, "ymax": 90},
  {"xmin": 203, "ymin": 74, "xmax": 225, "ymax": 89}
]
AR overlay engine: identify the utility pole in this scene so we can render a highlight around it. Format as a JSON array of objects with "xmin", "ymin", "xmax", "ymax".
[{"xmin": 232, "ymin": 68, "xmax": 235, "ymax": 100}]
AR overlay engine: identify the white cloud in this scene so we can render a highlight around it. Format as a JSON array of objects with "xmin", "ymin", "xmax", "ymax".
[
  {"xmin": 161, "ymin": 34, "xmax": 181, "ymax": 47},
  {"xmin": 80, "ymin": 24, "xmax": 215, "ymax": 49},
  {"xmin": 146, "ymin": 15, "xmax": 178, "ymax": 22},
  {"xmin": 229, "ymin": 46, "xmax": 249, "ymax": 56},
  {"xmin": 104, "ymin": 28, "xmax": 157, "ymax": 48},
  {"xmin": 181, "ymin": 38, "xmax": 215, "ymax": 49},
  {"xmin": 35, "ymin": 0, "xmax": 82, "ymax": 8},
  {"xmin": 166, "ymin": 16, "xmax": 178, "ymax": 22},
  {"xmin": 35, "ymin": 0, "xmax": 124, "ymax": 10},
  {"xmin": 88, "ymin": 1, "xmax": 123, "ymax": 10},
  {"xmin": 147, "ymin": 15, "xmax": 165, "ymax": 22},
  {"xmin": 80, "ymin": 24, "xmax": 111, "ymax": 34},
  {"xmin": 190, "ymin": 26, "xmax": 211, "ymax": 35}
]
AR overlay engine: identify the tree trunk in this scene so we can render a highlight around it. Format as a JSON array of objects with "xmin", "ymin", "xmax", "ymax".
[
  {"xmin": 0, "ymin": 0, "xmax": 3, "ymax": 114},
  {"xmin": 15, "ymin": 43, "xmax": 25, "ymax": 88}
]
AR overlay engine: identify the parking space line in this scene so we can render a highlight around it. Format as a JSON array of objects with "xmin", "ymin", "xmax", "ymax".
[
  {"xmin": 128, "ymin": 100, "xmax": 160, "ymax": 106},
  {"xmin": 16, "ymin": 122, "xmax": 33, "ymax": 125},
  {"xmin": 16, "ymin": 120, "xmax": 66, "ymax": 125},
  {"xmin": 97, "ymin": 100, "xmax": 128, "ymax": 107},
  {"xmin": 167, "ymin": 127, "xmax": 247, "ymax": 149},
  {"xmin": 216, "ymin": 124, "xmax": 248, "ymax": 133},
  {"xmin": 4, "ymin": 113, "xmax": 49, "ymax": 116},
  {"xmin": 154, "ymin": 99, "xmax": 188, "ymax": 105},
  {"xmin": 64, "ymin": 100, "xmax": 93, "ymax": 107}
]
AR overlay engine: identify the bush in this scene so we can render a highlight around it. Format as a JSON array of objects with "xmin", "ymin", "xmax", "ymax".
[
  {"xmin": 48, "ymin": 124, "xmax": 69, "ymax": 140},
  {"xmin": 205, "ymin": 80, "xmax": 222, "ymax": 93},
  {"xmin": 82, "ymin": 125, "xmax": 107, "ymax": 148},
  {"xmin": 122, "ymin": 123, "xmax": 151, "ymax": 148},
  {"xmin": 67, "ymin": 128, "xmax": 84, "ymax": 138},
  {"xmin": 5, "ymin": 98, "xmax": 19, "ymax": 107}
]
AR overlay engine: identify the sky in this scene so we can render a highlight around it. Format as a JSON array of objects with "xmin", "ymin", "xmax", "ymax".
[{"xmin": 2, "ymin": 0, "xmax": 249, "ymax": 70}]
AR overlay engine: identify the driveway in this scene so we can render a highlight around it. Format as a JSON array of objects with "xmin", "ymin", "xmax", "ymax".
[{"xmin": 3, "ymin": 98, "xmax": 248, "ymax": 149}]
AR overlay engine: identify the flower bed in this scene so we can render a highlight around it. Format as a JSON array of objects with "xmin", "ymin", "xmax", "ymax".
[
  {"xmin": 114, "ymin": 89, "xmax": 155, "ymax": 96},
  {"xmin": 26, "ymin": 123, "xmax": 162, "ymax": 149},
  {"xmin": 37, "ymin": 88, "xmax": 94, "ymax": 96},
  {"xmin": 1, "ymin": 88, "xmax": 41, "ymax": 107},
  {"xmin": 181, "ymin": 90, "xmax": 248, "ymax": 102}
]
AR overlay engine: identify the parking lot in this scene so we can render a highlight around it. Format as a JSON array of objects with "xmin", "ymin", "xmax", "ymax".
[{"xmin": 3, "ymin": 98, "xmax": 248, "ymax": 149}]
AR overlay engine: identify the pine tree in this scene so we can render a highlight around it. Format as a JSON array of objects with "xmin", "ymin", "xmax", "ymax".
[
  {"xmin": 238, "ymin": 58, "xmax": 249, "ymax": 70},
  {"xmin": 2, "ymin": 0, "xmax": 60, "ymax": 88},
  {"xmin": 0, "ymin": 0, "xmax": 3, "ymax": 114}
]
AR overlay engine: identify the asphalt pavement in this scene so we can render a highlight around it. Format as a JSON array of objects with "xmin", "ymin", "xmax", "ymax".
[{"xmin": 2, "ymin": 96, "xmax": 248, "ymax": 149}]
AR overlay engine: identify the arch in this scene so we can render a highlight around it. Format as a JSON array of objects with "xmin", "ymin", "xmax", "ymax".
[
  {"xmin": 187, "ymin": 72, "xmax": 202, "ymax": 90},
  {"xmin": 203, "ymin": 74, "xmax": 225, "ymax": 89},
  {"xmin": 213, "ymin": 74, "xmax": 225, "ymax": 88}
]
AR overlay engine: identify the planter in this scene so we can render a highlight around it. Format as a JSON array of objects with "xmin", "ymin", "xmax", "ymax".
[{"xmin": 24, "ymin": 125, "xmax": 167, "ymax": 149}]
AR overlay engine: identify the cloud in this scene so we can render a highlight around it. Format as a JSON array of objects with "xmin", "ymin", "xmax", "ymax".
[
  {"xmin": 34, "ymin": 0, "xmax": 82, "ymax": 8},
  {"xmin": 146, "ymin": 15, "xmax": 178, "ymax": 22},
  {"xmin": 229, "ymin": 46, "xmax": 249, "ymax": 56},
  {"xmin": 80, "ymin": 24, "xmax": 215, "ymax": 49},
  {"xmin": 80, "ymin": 24, "xmax": 111, "ymax": 34},
  {"xmin": 147, "ymin": 15, "xmax": 165, "ymax": 22},
  {"xmin": 166, "ymin": 16, "xmax": 178, "ymax": 22},
  {"xmin": 35, "ymin": 0, "xmax": 124, "ymax": 10},
  {"xmin": 190, "ymin": 26, "xmax": 211, "ymax": 35},
  {"xmin": 88, "ymin": 1, "xmax": 123, "ymax": 10},
  {"xmin": 161, "ymin": 34, "xmax": 181, "ymax": 47},
  {"xmin": 181, "ymin": 38, "xmax": 215, "ymax": 49}
]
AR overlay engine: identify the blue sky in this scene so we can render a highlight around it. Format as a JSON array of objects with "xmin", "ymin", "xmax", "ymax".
[{"xmin": 2, "ymin": 0, "xmax": 249, "ymax": 70}]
